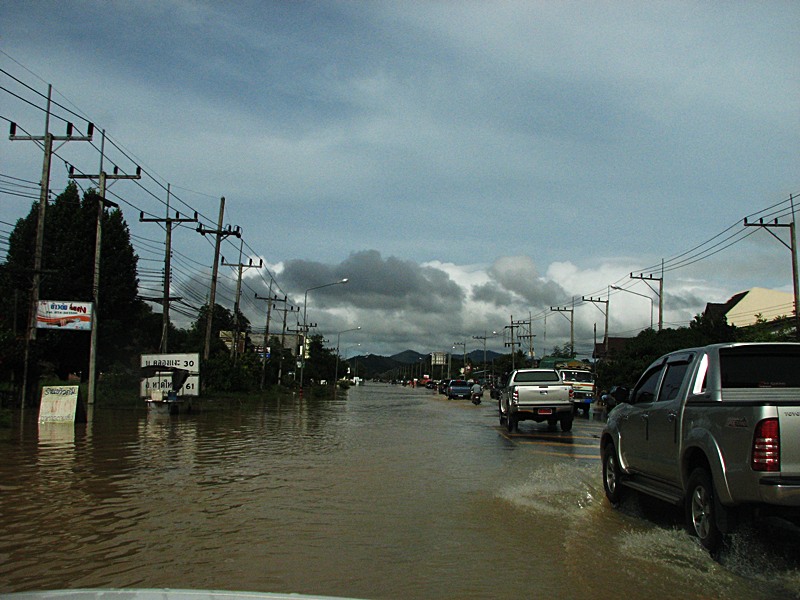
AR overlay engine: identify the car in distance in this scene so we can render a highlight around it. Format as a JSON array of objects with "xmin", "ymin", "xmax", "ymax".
[
  {"xmin": 446, "ymin": 379, "xmax": 471, "ymax": 399},
  {"xmin": 498, "ymin": 368, "xmax": 574, "ymax": 432},
  {"xmin": 600, "ymin": 342, "xmax": 800, "ymax": 552}
]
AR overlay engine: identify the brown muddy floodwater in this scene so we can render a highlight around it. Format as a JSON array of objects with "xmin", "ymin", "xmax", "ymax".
[{"xmin": 1, "ymin": 383, "xmax": 799, "ymax": 599}]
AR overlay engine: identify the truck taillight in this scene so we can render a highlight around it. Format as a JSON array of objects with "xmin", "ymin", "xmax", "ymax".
[
  {"xmin": 512, "ymin": 388, "xmax": 519, "ymax": 403},
  {"xmin": 569, "ymin": 387, "xmax": 574, "ymax": 400},
  {"xmin": 752, "ymin": 418, "xmax": 780, "ymax": 472}
]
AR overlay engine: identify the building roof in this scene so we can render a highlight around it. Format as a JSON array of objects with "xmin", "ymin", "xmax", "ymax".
[{"xmin": 709, "ymin": 287, "xmax": 795, "ymax": 327}]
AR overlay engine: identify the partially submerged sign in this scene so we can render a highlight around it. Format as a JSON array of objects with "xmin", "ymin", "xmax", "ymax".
[
  {"xmin": 140, "ymin": 353, "xmax": 200, "ymax": 398},
  {"xmin": 38, "ymin": 385, "xmax": 84, "ymax": 423}
]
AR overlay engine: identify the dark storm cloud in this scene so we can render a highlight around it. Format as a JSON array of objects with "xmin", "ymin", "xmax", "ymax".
[
  {"xmin": 471, "ymin": 282, "xmax": 514, "ymax": 306},
  {"xmin": 280, "ymin": 250, "xmax": 464, "ymax": 313},
  {"xmin": 487, "ymin": 256, "xmax": 566, "ymax": 307}
]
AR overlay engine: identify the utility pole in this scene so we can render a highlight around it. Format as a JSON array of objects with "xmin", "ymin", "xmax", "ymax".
[
  {"xmin": 197, "ymin": 197, "xmax": 240, "ymax": 362},
  {"xmin": 745, "ymin": 200, "xmax": 800, "ymax": 340},
  {"xmin": 286, "ymin": 322, "xmax": 313, "ymax": 384},
  {"xmin": 513, "ymin": 316, "xmax": 535, "ymax": 365},
  {"xmin": 139, "ymin": 184, "xmax": 198, "ymax": 352},
  {"xmin": 255, "ymin": 290, "xmax": 285, "ymax": 390},
  {"xmin": 550, "ymin": 300, "xmax": 575, "ymax": 356},
  {"xmin": 631, "ymin": 265, "xmax": 663, "ymax": 331},
  {"xmin": 71, "ymin": 131, "xmax": 141, "ymax": 405},
  {"xmin": 10, "ymin": 84, "xmax": 94, "ymax": 407},
  {"xmin": 472, "ymin": 330, "xmax": 497, "ymax": 381},
  {"xmin": 271, "ymin": 301, "xmax": 299, "ymax": 386},
  {"xmin": 222, "ymin": 240, "xmax": 262, "ymax": 361},
  {"xmin": 504, "ymin": 315, "xmax": 519, "ymax": 370},
  {"xmin": 582, "ymin": 291, "xmax": 609, "ymax": 355}
]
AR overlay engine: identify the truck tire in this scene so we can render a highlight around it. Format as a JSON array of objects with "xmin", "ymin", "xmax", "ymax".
[
  {"xmin": 560, "ymin": 416, "xmax": 573, "ymax": 432},
  {"xmin": 602, "ymin": 442, "xmax": 624, "ymax": 506},
  {"xmin": 685, "ymin": 467, "xmax": 722, "ymax": 552},
  {"xmin": 506, "ymin": 414, "xmax": 516, "ymax": 433}
]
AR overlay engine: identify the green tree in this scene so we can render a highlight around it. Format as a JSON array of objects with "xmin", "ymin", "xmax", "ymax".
[
  {"xmin": 3, "ymin": 182, "xmax": 151, "ymax": 384},
  {"xmin": 304, "ymin": 334, "xmax": 337, "ymax": 384},
  {"xmin": 184, "ymin": 303, "xmax": 250, "ymax": 356}
]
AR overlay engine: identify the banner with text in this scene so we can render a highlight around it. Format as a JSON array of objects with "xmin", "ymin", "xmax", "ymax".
[
  {"xmin": 37, "ymin": 301, "xmax": 92, "ymax": 331},
  {"xmin": 38, "ymin": 385, "xmax": 80, "ymax": 423}
]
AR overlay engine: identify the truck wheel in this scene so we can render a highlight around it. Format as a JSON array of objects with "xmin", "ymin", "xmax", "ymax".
[
  {"xmin": 602, "ymin": 443, "xmax": 624, "ymax": 506},
  {"xmin": 506, "ymin": 415, "xmax": 516, "ymax": 433},
  {"xmin": 685, "ymin": 467, "xmax": 722, "ymax": 552},
  {"xmin": 560, "ymin": 417, "xmax": 573, "ymax": 432}
]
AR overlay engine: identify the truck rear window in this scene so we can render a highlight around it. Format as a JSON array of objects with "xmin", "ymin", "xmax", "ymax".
[
  {"xmin": 561, "ymin": 370, "xmax": 594, "ymax": 382},
  {"xmin": 515, "ymin": 371, "xmax": 560, "ymax": 383},
  {"xmin": 719, "ymin": 345, "xmax": 800, "ymax": 388}
]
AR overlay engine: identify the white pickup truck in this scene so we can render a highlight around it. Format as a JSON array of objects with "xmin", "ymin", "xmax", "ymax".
[
  {"xmin": 498, "ymin": 368, "xmax": 574, "ymax": 432},
  {"xmin": 600, "ymin": 342, "xmax": 800, "ymax": 552}
]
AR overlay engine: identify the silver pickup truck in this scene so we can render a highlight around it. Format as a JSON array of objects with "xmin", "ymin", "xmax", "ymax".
[
  {"xmin": 499, "ymin": 368, "xmax": 574, "ymax": 432},
  {"xmin": 600, "ymin": 342, "xmax": 800, "ymax": 552}
]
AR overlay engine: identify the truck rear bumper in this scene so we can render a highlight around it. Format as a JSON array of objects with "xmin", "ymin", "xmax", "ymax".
[
  {"xmin": 759, "ymin": 476, "xmax": 800, "ymax": 506},
  {"xmin": 512, "ymin": 406, "xmax": 573, "ymax": 418}
]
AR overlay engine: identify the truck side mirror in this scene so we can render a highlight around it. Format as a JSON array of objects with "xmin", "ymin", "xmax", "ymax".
[{"xmin": 612, "ymin": 386, "xmax": 630, "ymax": 404}]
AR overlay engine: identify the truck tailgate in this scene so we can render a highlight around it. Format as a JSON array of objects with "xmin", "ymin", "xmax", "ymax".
[{"xmin": 779, "ymin": 405, "xmax": 800, "ymax": 476}]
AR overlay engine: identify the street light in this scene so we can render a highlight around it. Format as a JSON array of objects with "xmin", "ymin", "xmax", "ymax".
[
  {"xmin": 611, "ymin": 285, "xmax": 654, "ymax": 330},
  {"xmin": 300, "ymin": 278, "xmax": 349, "ymax": 395},
  {"xmin": 335, "ymin": 326, "xmax": 361, "ymax": 392}
]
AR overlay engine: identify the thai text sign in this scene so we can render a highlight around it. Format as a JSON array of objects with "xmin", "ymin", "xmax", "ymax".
[
  {"xmin": 140, "ymin": 353, "xmax": 200, "ymax": 397},
  {"xmin": 38, "ymin": 385, "xmax": 80, "ymax": 422},
  {"xmin": 37, "ymin": 301, "xmax": 92, "ymax": 331}
]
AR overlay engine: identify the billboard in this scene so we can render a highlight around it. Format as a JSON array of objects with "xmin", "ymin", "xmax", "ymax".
[
  {"xmin": 37, "ymin": 301, "xmax": 92, "ymax": 331},
  {"xmin": 432, "ymin": 352, "xmax": 448, "ymax": 366}
]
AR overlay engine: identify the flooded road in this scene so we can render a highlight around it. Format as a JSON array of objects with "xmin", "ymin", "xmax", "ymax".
[{"xmin": 2, "ymin": 383, "xmax": 799, "ymax": 599}]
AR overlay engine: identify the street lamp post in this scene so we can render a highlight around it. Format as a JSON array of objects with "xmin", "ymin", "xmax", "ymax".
[
  {"xmin": 300, "ymin": 278, "xmax": 349, "ymax": 396},
  {"xmin": 335, "ymin": 326, "xmax": 361, "ymax": 393},
  {"xmin": 610, "ymin": 285, "xmax": 654, "ymax": 330}
]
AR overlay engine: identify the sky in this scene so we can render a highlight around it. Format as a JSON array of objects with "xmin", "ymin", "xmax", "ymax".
[{"xmin": 1, "ymin": 1, "xmax": 799, "ymax": 360}]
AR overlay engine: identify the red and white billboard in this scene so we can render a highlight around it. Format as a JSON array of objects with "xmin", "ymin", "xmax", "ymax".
[{"xmin": 36, "ymin": 301, "xmax": 92, "ymax": 331}]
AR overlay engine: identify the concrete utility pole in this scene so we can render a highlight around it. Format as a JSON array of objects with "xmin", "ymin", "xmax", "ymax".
[
  {"xmin": 71, "ymin": 131, "xmax": 141, "ymax": 405},
  {"xmin": 472, "ymin": 330, "xmax": 497, "ymax": 381},
  {"xmin": 631, "ymin": 264, "xmax": 663, "ymax": 331},
  {"xmin": 9, "ymin": 84, "xmax": 94, "ymax": 407},
  {"xmin": 582, "ymin": 292, "xmax": 609, "ymax": 355},
  {"xmin": 744, "ymin": 198, "xmax": 800, "ymax": 340},
  {"xmin": 255, "ymin": 289, "xmax": 285, "ymax": 390},
  {"xmin": 513, "ymin": 316, "xmax": 535, "ymax": 365},
  {"xmin": 197, "ymin": 197, "xmax": 240, "ymax": 362},
  {"xmin": 504, "ymin": 315, "xmax": 519, "ymax": 370},
  {"xmin": 550, "ymin": 300, "xmax": 575, "ymax": 356},
  {"xmin": 222, "ymin": 240, "xmax": 262, "ymax": 362},
  {"xmin": 271, "ymin": 301, "xmax": 299, "ymax": 386},
  {"xmin": 139, "ymin": 184, "xmax": 198, "ymax": 352}
]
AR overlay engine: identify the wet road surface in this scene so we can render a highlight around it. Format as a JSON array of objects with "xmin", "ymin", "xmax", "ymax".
[{"xmin": 1, "ymin": 383, "xmax": 798, "ymax": 599}]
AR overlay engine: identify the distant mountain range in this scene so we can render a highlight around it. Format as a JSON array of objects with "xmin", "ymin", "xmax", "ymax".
[{"xmin": 345, "ymin": 349, "xmax": 503, "ymax": 379}]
